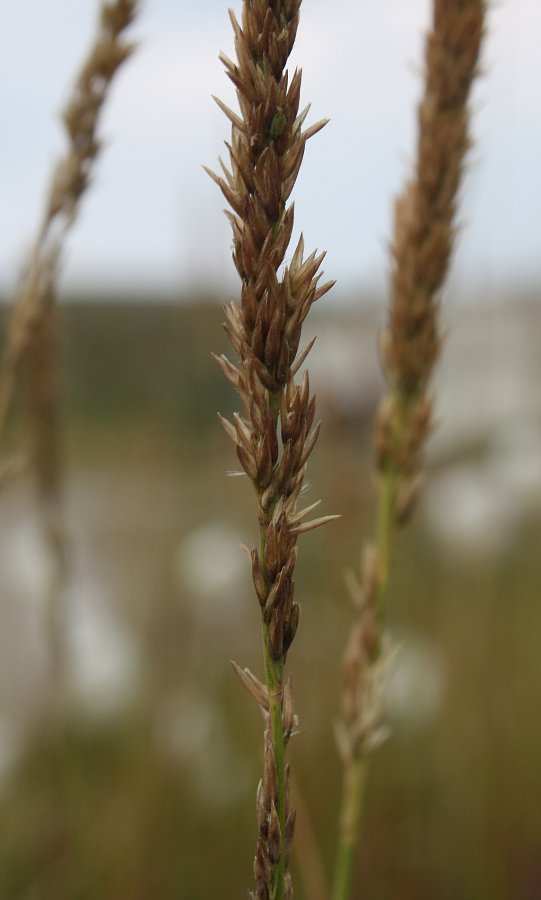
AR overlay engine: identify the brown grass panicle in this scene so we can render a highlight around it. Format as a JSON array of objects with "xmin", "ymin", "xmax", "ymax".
[
  {"xmin": 0, "ymin": 0, "xmax": 138, "ymax": 698},
  {"xmin": 377, "ymin": 0, "xmax": 487, "ymax": 502},
  {"xmin": 332, "ymin": 2, "xmax": 486, "ymax": 899},
  {"xmin": 0, "ymin": 0, "xmax": 137, "ymax": 521},
  {"xmin": 209, "ymin": 1, "xmax": 335, "ymax": 897},
  {"xmin": 0, "ymin": 0, "xmax": 138, "ymax": 461}
]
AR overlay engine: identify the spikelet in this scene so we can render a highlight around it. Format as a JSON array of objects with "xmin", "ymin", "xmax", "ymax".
[{"xmin": 210, "ymin": 1, "xmax": 334, "ymax": 895}]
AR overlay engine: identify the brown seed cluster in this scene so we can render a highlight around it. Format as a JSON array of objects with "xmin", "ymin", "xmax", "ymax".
[
  {"xmin": 342, "ymin": 0, "xmax": 486, "ymax": 765},
  {"xmin": 210, "ymin": 1, "xmax": 334, "ymax": 895},
  {"xmin": 0, "ymin": 0, "xmax": 138, "ymax": 444},
  {"xmin": 376, "ymin": 0, "xmax": 486, "ymax": 505},
  {"xmin": 47, "ymin": 0, "xmax": 137, "ymax": 227}
]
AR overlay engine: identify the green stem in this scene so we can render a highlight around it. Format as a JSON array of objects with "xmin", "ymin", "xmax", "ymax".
[
  {"xmin": 374, "ymin": 468, "xmax": 398, "ymax": 623},
  {"xmin": 331, "ymin": 757, "xmax": 367, "ymax": 900},
  {"xmin": 259, "ymin": 530, "xmax": 287, "ymax": 900},
  {"xmin": 330, "ymin": 467, "xmax": 398, "ymax": 900},
  {"xmin": 263, "ymin": 626, "xmax": 287, "ymax": 899}
]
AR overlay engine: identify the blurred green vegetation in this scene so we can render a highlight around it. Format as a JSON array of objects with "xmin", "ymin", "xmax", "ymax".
[{"xmin": 0, "ymin": 300, "xmax": 540, "ymax": 899}]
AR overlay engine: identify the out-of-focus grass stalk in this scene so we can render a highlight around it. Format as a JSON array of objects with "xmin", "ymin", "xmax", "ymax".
[
  {"xmin": 332, "ymin": 3, "xmax": 486, "ymax": 899},
  {"xmin": 0, "ymin": 0, "xmax": 138, "ymax": 704}
]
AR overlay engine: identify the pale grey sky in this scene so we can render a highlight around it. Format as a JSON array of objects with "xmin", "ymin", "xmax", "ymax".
[{"xmin": 0, "ymin": 0, "xmax": 539, "ymax": 299}]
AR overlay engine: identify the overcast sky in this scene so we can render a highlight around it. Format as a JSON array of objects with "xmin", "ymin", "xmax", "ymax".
[{"xmin": 0, "ymin": 0, "xmax": 539, "ymax": 300}]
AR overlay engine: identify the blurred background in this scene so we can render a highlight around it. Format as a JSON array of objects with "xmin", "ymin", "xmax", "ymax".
[{"xmin": 1, "ymin": 1, "xmax": 541, "ymax": 898}]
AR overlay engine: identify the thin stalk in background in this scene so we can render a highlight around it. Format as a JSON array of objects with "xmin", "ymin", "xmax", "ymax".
[
  {"xmin": 332, "ymin": 3, "xmax": 487, "ymax": 898},
  {"xmin": 209, "ymin": 1, "xmax": 335, "ymax": 896},
  {"xmin": 0, "ymin": 0, "xmax": 138, "ymax": 706}
]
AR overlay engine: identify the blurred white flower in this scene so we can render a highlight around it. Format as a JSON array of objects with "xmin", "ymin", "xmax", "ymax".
[
  {"xmin": 423, "ymin": 465, "xmax": 514, "ymax": 561},
  {"xmin": 0, "ymin": 513, "xmax": 55, "ymax": 604},
  {"xmin": 385, "ymin": 631, "xmax": 446, "ymax": 732},
  {"xmin": 65, "ymin": 578, "xmax": 140, "ymax": 717},
  {"xmin": 173, "ymin": 521, "xmax": 249, "ymax": 624},
  {"xmin": 424, "ymin": 419, "xmax": 541, "ymax": 562},
  {"xmin": 155, "ymin": 687, "xmax": 250, "ymax": 811}
]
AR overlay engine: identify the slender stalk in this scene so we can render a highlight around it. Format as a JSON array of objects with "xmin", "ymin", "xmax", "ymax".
[
  {"xmin": 331, "ymin": 469, "xmax": 395, "ymax": 900},
  {"xmin": 331, "ymin": 756, "xmax": 366, "ymax": 900},
  {"xmin": 374, "ymin": 470, "xmax": 397, "ymax": 617},
  {"xmin": 256, "ymin": 519, "xmax": 287, "ymax": 891},
  {"xmin": 0, "ymin": 0, "xmax": 138, "ymax": 706},
  {"xmin": 262, "ymin": 625, "xmax": 287, "ymax": 897},
  {"xmin": 332, "ymin": 468, "xmax": 397, "ymax": 900},
  {"xmin": 332, "ymin": 3, "xmax": 486, "ymax": 899},
  {"xmin": 259, "ymin": 513, "xmax": 287, "ymax": 897}
]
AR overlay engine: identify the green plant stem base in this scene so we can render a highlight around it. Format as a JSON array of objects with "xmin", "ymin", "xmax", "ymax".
[{"xmin": 331, "ymin": 757, "xmax": 367, "ymax": 900}]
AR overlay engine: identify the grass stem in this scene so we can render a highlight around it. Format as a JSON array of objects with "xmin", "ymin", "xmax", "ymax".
[
  {"xmin": 374, "ymin": 469, "xmax": 397, "ymax": 622},
  {"xmin": 331, "ymin": 757, "xmax": 367, "ymax": 900},
  {"xmin": 262, "ymin": 624, "xmax": 287, "ymax": 899},
  {"xmin": 331, "ymin": 470, "xmax": 396, "ymax": 900}
]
